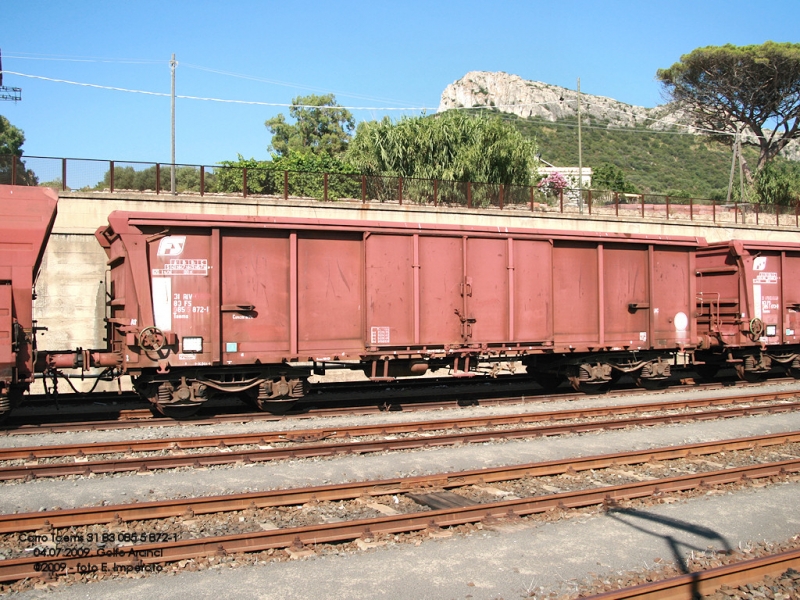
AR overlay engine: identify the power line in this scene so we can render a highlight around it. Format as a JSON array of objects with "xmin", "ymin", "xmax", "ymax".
[
  {"xmin": 2, "ymin": 52, "xmax": 165, "ymax": 65},
  {"xmin": 0, "ymin": 53, "xmax": 737, "ymax": 137},
  {"xmin": 1, "ymin": 70, "xmax": 432, "ymax": 111},
  {"xmin": 2, "ymin": 68, "xmax": 735, "ymax": 138},
  {"xmin": 180, "ymin": 62, "xmax": 420, "ymax": 107},
  {"xmin": 3, "ymin": 53, "xmax": 423, "ymax": 106}
]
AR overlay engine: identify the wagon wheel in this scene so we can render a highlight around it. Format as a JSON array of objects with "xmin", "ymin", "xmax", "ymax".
[
  {"xmin": 635, "ymin": 377, "xmax": 668, "ymax": 391},
  {"xmin": 693, "ymin": 364, "xmax": 719, "ymax": 381},
  {"xmin": 254, "ymin": 399, "xmax": 298, "ymax": 415},
  {"xmin": 533, "ymin": 374, "xmax": 562, "ymax": 393},
  {"xmin": 575, "ymin": 381, "xmax": 611, "ymax": 395},
  {"xmin": 734, "ymin": 363, "xmax": 764, "ymax": 383},
  {"xmin": 785, "ymin": 357, "xmax": 800, "ymax": 379},
  {"xmin": 571, "ymin": 363, "xmax": 613, "ymax": 395},
  {"xmin": 155, "ymin": 403, "xmax": 202, "ymax": 419}
]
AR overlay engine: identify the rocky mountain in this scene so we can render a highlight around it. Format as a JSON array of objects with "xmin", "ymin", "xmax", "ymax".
[
  {"xmin": 438, "ymin": 71, "xmax": 799, "ymax": 161},
  {"xmin": 438, "ymin": 71, "xmax": 685, "ymax": 130}
]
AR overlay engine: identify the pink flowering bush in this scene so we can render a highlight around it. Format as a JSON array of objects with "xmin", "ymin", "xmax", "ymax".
[{"xmin": 537, "ymin": 171, "xmax": 569, "ymax": 191}]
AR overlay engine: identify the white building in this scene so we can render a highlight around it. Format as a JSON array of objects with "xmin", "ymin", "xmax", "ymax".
[{"xmin": 538, "ymin": 165, "xmax": 592, "ymax": 189}]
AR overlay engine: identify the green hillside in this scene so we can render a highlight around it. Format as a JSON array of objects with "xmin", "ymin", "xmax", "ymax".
[{"xmin": 496, "ymin": 113, "xmax": 762, "ymax": 199}]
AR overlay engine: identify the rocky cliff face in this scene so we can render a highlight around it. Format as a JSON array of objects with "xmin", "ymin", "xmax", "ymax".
[
  {"xmin": 438, "ymin": 71, "xmax": 683, "ymax": 130},
  {"xmin": 438, "ymin": 71, "xmax": 799, "ymax": 160}
]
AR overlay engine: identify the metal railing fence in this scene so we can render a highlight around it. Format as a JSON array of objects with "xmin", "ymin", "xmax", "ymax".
[{"xmin": 1, "ymin": 154, "xmax": 799, "ymax": 228}]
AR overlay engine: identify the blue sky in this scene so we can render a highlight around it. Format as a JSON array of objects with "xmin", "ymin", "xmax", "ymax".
[{"xmin": 2, "ymin": 0, "xmax": 798, "ymax": 166}]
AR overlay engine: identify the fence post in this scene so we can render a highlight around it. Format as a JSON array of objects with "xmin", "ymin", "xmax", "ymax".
[
  {"xmin": 665, "ymin": 196, "xmax": 670, "ymax": 220},
  {"xmin": 284, "ymin": 171, "xmax": 289, "ymax": 201},
  {"xmin": 530, "ymin": 186, "xmax": 534, "ymax": 212},
  {"xmin": 777, "ymin": 204, "xmax": 780, "ymax": 227},
  {"xmin": 499, "ymin": 184, "xmax": 504, "ymax": 210},
  {"xmin": 689, "ymin": 196, "xmax": 693, "ymax": 221},
  {"xmin": 587, "ymin": 189, "xmax": 592, "ymax": 215},
  {"xmin": 398, "ymin": 177, "xmax": 403, "ymax": 205},
  {"xmin": 735, "ymin": 202, "xmax": 739, "ymax": 224},
  {"xmin": 62, "ymin": 158, "xmax": 67, "ymax": 191},
  {"xmin": 200, "ymin": 166, "xmax": 205, "ymax": 197},
  {"xmin": 324, "ymin": 173, "xmax": 328, "ymax": 202},
  {"xmin": 361, "ymin": 175, "xmax": 366, "ymax": 202},
  {"xmin": 467, "ymin": 182, "xmax": 472, "ymax": 209},
  {"xmin": 559, "ymin": 189, "xmax": 563, "ymax": 213},
  {"xmin": 242, "ymin": 168, "xmax": 248, "ymax": 198},
  {"xmin": 110, "ymin": 161, "xmax": 115, "ymax": 193},
  {"xmin": 10, "ymin": 155, "xmax": 16, "ymax": 186},
  {"xmin": 614, "ymin": 192, "xmax": 619, "ymax": 217},
  {"xmin": 434, "ymin": 179, "xmax": 438, "ymax": 207},
  {"xmin": 156, "ymin": 164, "xmax": 161, "ymax": 195},
  {"xmin": 641, "ymin": 194, "xmax": 644, "ymax": 218},
  {"xmin": 713, "ymin": 200, "xmax": 716, "ymax": 223},
  {"xmin": 755, "ymin": 204, "xmax": 760, "ymax": 225}
]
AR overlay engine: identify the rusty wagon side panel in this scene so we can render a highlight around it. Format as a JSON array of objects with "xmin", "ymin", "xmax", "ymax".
[
  {"xmin": 696, "ymin": 240, "xmax": 800, "ymax": 378},
  {"xmin": 551, "ymin": 242, "xmax": 696, "ymax": 352},
  {"xmin": 97, "ymin": 211, "xmax": 705, "ymax": 411},
  {"xmin": 0, "ymin": 185, "xmax": 58, "ymax": 414}
]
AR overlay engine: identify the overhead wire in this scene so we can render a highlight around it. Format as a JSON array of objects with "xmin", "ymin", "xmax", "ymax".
[
  {"xmin": 1, "ymin": 67, "xmax": 734, "ymax": 137},
  {"xmin": 1, "ymin": 70, "xmax": 433, "ymax": 110},
  {"xmin": 180, "ymin": 62, "xmax": 420, "ymax": 107},
  {"xmin": 4, "ymin": 52, "xmax": 418, "ymax": 106},
  {"xmin": 2, "ymin": 52, "xmax": 165, "ymax": 65}
]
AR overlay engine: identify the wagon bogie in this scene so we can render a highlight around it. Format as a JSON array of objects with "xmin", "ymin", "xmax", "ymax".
[
  {"xmin": 132, "ymin": 364, "xmax": 311, "ymax": 415},
  {"xmin": 568, "ymin": 363, "xmax": 614, "ymax": 394},
  {"xmin": 635, "ymin": 356, "xmax": 672, "ymax": 388},
  {"xmin": 524, "ymin": 350, "xmax": 676, "ymax": 395},
  {"xmin": 788, "ymin": 360, "xmax": 800, "ymax": 379}
]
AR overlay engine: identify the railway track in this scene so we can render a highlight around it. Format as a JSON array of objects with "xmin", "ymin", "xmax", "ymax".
[
  {"xmin": 6, "ymin": 377, "xmax": 799, "ymax": 436},
  {"xmin": 588, "ymin": 548, "xmax": 800, "ymax": 599},
  {"xmin": 3, "ymin": 392, "xmax": 798, "ymax": 481},
  {"xmin": 1, "ymin": 431, "xmax": 798, "ymax": 584}
]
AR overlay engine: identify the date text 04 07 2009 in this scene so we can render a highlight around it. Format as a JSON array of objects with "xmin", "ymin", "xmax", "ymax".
[{"xmin": 19, "ymin": 532, "xmax": 179, "ymax": 575}]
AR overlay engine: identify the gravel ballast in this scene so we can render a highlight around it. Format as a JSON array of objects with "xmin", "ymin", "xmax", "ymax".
[
  {"xmin": 2, "ymin": 410, "xmax": 800, "ymax": 514},
  {"xmin": 8, "ymin": 483, "xmax": 800, "ymax": 599},
  {"xmin": 3, "ymin": 383, "xmax": 800, "ymax": 598}
]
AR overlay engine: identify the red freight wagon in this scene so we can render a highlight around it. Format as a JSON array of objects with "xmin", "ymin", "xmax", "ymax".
[
  {"xmin": 97, "ymin": 211, "xmax": 705, "ymax": 415},
  {"xmin": 0, "ymin": 185, "xmax": 58, "ymax": 418},
  {"xmin": 695, "ymin": 240, "xmax": 800, "ymax": 380}
]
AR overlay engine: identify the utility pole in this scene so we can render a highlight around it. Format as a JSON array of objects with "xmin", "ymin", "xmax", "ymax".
[
  {"xmin": 577, "ymin": 77, "xmax": 583, "ymax": 213},
  {"xmin": 171, "ymin": 53, "xmax": 177, "ymax": 195},
  {"xmin": 0, "ymin": 49, "xmax": 22, "ymax": 102},
  {"xmin": 726, "ymin": 130, "xmax": 738, "ymax": 204},
  {"xmin": 737, "ymin": 132, "xmax": 746, "ymax": 204}
]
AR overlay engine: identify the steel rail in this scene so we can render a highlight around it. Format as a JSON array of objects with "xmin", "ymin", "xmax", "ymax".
[
  {"xmin": 2, "ymin": 401, "xmax": 798, "ymax": 481},
  {"xmin": 585, "ymin": 548, "xmax": 800, "ymax": 599},
  {"xmin": 2, "ymin": 456, "xmax": 799, "ymax": 583},
  {"xmin": 3, "ymin": 392, "xmax": 797, "ymax": 461},
  {"xmin": 7, "ymin": 379, "xmax": 797, "ymax": 436},
  {"xmin": 1, "ymin": 430, "xmax": 798, "ymax": 534}
]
